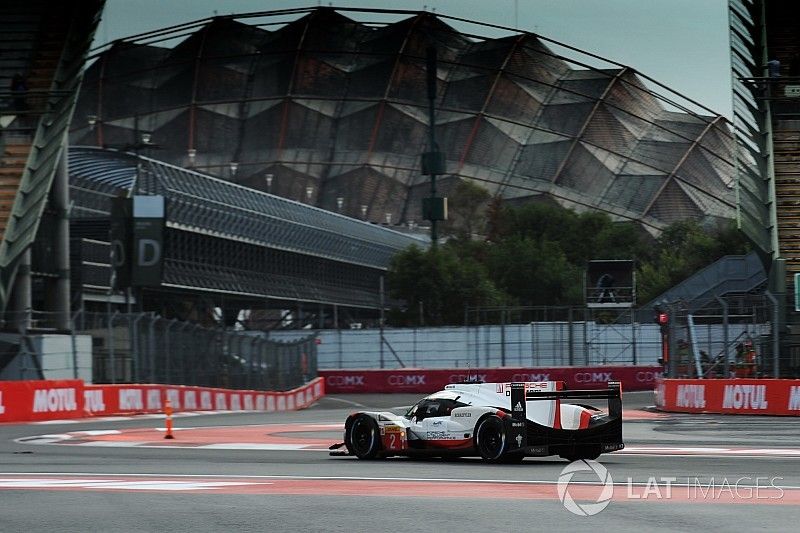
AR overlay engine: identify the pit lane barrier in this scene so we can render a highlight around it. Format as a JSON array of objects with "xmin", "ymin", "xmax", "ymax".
[
  {"xmin": 0, "ymin": 377, "xmax": 325, "ymax": 423},
  {"xmin": 320, "ymin": 366, "xmax": 662, "ymax": 394},
  {"xmin": 655, "ymin": 377, "xmax": 800, "ymax": 416}
]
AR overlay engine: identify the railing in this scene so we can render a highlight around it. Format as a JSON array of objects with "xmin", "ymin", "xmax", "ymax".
[
  {"xmin": 643, "ymin": 253, "xmax": 766, "ymax": 313},
  {"xmin": 72, "ymin": 311, "xmax": 318, "ymax": 390}
]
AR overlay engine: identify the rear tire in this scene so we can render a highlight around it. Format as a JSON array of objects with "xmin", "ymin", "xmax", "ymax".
[
  {"xmin": 474, "ymin": 415, "xmax": 507, "ymax": 463},
  {"xmin": 344, "ymin": 414, "xmax": 381, "ymax": 459}
]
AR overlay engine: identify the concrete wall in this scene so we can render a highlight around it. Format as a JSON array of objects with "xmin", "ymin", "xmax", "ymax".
[{"xmin": 0, "ymin": 335, "xmax": 92, "ymax": 381}]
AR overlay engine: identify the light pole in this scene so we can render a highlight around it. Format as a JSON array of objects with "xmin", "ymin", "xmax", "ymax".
[{"xmin": 265, "ymin": 173, "xmax": 273, "ymax": 193}]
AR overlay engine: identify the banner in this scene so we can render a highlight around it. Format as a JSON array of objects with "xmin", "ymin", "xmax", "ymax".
[
  {"xmin": 1, "ymin": 378, "xmax": 325, "ymax": 423},
  {"xmin": 320, "ymin": 366, "xmax": 661, "ymax": 394},
  {"xmin": 655, "ymin": 378, "xmax": 800, "ymax": 416},
  {"xmin": 0, "ymin": 380, "xmax": 84, "ymax": 423}
]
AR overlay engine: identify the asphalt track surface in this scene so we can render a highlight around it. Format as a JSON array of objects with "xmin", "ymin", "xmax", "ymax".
[{"xmin": 1, "ymin": 391, "xmax": 799, "ymax": 532}]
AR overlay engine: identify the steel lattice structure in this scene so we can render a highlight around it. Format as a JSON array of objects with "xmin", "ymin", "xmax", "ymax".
[
  {"xmin": 70, "ymin": 7, "xmax": 735, "ymax": 236},
  {"xmin": 69, "ymin": 146, "xmax": 424, "ymax": 310}
]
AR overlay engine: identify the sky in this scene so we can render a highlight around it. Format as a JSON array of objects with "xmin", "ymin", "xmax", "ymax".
[{"xmin": 94, "ymin": 0, "xmax": 732, "ymax": 118}]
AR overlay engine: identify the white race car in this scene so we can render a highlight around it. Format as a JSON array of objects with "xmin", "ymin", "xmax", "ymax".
[{"xmin": 331, "ymin": 380, "xmax": 623, "ymax": 463}]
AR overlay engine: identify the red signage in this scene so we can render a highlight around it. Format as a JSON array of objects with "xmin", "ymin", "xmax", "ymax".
[
  {"xmin": 655, "ymin": 378, "xmax": 800, "ymax": 416},
  {"xmin": 0, "ymin": 378, "xmax": 325, "ymax": 423},
  {"xmin": 320, "ymin": 366, "xmax": 661, "ymax": 394},
  {"xmin": 0, "ymin": 380, "xmax": 84, "ymax": 423}
]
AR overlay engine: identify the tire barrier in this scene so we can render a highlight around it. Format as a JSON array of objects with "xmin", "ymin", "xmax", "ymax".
[
  {"xmin": 655, "ymin": 377, "xmax": 800, "ymax": 416},
  {"xmin": 320, "ymin": 366, "xmax": 662, "ymax": 394},
  {"xmin": 0, "ymin": 377, "xmax": 325, "ymax": 424}
]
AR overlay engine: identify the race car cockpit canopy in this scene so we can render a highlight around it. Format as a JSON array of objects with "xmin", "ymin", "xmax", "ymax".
[{"xmin": 405, "ymin": 391, "xmax": 467, "ymax": 420}]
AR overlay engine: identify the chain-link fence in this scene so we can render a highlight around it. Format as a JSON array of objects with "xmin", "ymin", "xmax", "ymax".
[
  {"xmin": 73, "ymin": 311, "xmax": 317, "ymax": 390},
  {"xmin": 464, "ymin": 306, "xmax": 655, "ymax": 367}
]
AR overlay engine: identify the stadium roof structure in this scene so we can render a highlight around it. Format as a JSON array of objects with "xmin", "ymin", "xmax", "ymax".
[
  {"xmin": 69, "ymin": 146, "xmax": 423, "ymax": 269},
  {"xmin": 69, "ymin": 146, "xmax": 425, "ymax": 308},
  {"xmin": 71, "ymin": 6, "xmax": 736, "ymax": 236}
]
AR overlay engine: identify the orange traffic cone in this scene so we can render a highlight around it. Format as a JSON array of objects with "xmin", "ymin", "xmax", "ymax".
[{"xmin": 164, "ymin": 398, "xmax": 175, "ymax": 440}]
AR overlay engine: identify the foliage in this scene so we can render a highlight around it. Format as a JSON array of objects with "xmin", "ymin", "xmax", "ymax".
[
  {"xmin": 388, "ymin": 200, "xmax": 750, "ymax": 324},
  {"xmin": 387, "ymin": 244, "xmax": 504, "ymax": 326},
  {"xmin": 440, "ymin": 180, "xmax": 492, "ymax": 240}
]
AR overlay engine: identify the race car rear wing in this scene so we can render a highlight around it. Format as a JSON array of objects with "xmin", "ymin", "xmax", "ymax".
[
  {"xmin": 505, "ymin": 381, "xmax": 622, "ymax": 453},
  {"xmin": 522, "ymin": 381, "xmax": 622, "ymax": 419}
]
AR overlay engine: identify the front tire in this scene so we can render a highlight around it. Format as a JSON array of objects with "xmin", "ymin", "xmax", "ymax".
[
  {"xmin": 344, "ymin": 414, "xmax": 381, "ymax": 459},
  {"xmin": 474, "ymin": 415, "xmax": 508, "ymax": 462}
]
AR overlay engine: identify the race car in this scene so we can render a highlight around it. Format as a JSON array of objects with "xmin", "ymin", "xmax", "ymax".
[{"xmin": 331, "ymin": 380, "xmax": 623, "ymax": 462}]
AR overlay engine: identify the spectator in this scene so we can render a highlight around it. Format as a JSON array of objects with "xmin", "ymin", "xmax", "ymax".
[{"xmin": 595, "ymin": 273, "xmax": 615, "ymax": 303}]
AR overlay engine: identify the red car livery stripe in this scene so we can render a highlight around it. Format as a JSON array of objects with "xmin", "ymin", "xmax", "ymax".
[
  {"xmin": 424, "ymin": 438, "xmax": 473, "ymax": 449},
  {"xmin": 579, "ymin": 409, "xmax": 592, "ymax": 429}
]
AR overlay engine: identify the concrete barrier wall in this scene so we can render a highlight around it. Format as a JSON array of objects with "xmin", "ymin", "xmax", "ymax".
[
  {"xmin": 0, "ymin": 378, "xmax": 325, "ymax": 423},
  {"xmin": 655, "ymin": 378, "xmax": 800, "ymax": 416},
  {"xmin": 321, "ymin": 365, "xmax": 661, "ymax": 394}
]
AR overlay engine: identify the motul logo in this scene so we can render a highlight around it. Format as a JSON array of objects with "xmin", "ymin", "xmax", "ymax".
[
  {"xmin": 166, "ymin": 390, "xmax": 181, "ymax": 410},
  {"xmin": 200, "ymin": 391, "xmax": 213, "ymax": 410},
  {"xmin": 230, "ymin": 394, "xmax": 241, "ymax": 410},
  {"xmin": 32, "ymin": 388, "xmax": 77, "ymax": 413},
  {"xmin": 722, "ymin": 385, "xmax": 768, "ymax": 409},
  {"xmin": 184, "ymin": 391, "xmax": 198, "ymax": 410},
  {"xmin": 789, "ymin": 386, "xmax": 800, "ymax": 411},
  {"xmin": 215, "ymin": 392, "xmax": 227, "ymax": 410},
  {"xmin": 147, "ymin": 389, "xmax": 162, "ymax": 410},
  {"xmin": 119, "ymin": 389, "xmax": 144, "ymax": 410},
  {"xmin": 84, "ymin": 390, "xmax": 106, "ymax": 413},
  {"xmin": 675, "ymin": 384, "xmax": 705, "ymax": 409}
]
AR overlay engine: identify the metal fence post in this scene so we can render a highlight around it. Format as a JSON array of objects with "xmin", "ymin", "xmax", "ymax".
[
  {"xmin": 500, "ymin": 307, "xmax": 506, "ymax": 366},
  {"xmin": 164, "ymin": 318, "xmax": 177, "ymax": 384},
  {"xmin": 108, "ymin": 311, "xmax": 118, "ymax": 384},
  {"xmin": 716, "ymin": 296, "xmax": 729, "ymax": 377},
  {"xmin": 132, "ymin": 313, "xmax": 145, "ymax": 383},
  {"xmin": 765, "ymin": 291, "xmax": 780, "ymax": 378},
  {"xmin": 148, "ymin": 313, "xmax": 157, "ymax": 383}
]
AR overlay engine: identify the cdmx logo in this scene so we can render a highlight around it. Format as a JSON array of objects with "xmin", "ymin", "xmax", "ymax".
[{"xmin": 557, "ymin": 459, "xmax": 614, "ymax": 516}]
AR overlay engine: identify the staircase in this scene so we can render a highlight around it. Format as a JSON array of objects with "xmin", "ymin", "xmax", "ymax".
[
  {"xmin": 642, "ymin": 252, "xmax": 767, "ymax": 314},
  {"xmin": 0, "ymin": 1, "xmax": 105, "ymax": 313}
]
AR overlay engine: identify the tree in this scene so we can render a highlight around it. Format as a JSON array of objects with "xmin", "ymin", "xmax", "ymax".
[
  {"xmin": 485, "ymin": 236, "xmax": 583, "ymax": 306},
  {"xmin": 440, "ymin": 179, "xmax": 491, "ymax": 240},
  {"xmin": 387, "ymin": 244, "xmax": 505, "ymax": 326},
  {"xmin": 635, "ymin": 219, "xmax": 750, "ymax": 303}
]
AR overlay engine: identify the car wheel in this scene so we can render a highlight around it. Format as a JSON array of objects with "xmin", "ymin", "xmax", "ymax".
[
  {"xmin": 474, "ymin": 415, "xmax": 507, "ymax": 462},
  {"xmin": 345, "ymin": 414, "xmax": 381, "ymax": 459}
]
